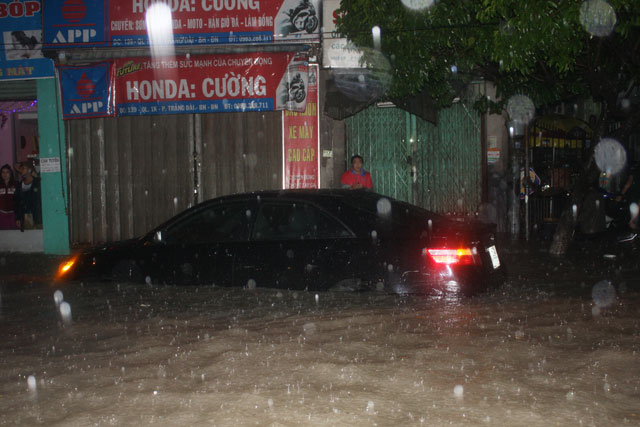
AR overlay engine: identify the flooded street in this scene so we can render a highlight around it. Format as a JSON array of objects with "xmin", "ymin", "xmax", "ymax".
[{"xmin": 1, "ymin": 244, "xmax": 639, "ymax": 426}]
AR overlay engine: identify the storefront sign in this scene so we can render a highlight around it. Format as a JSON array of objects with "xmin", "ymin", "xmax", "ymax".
[
  {"xmin": 58, "ymin": 51, "xmax": 309, "ymax": 119},
  {"xmin": 43, "ymin": 0, "xmax": 320, "ymax": 48},
  {"xmin": 283, "ymin": 64, "xmax": 318, "ymax": 189},
  {"xmin": 40, "ymin": 157, "xmax": 61, "ymax": 173},
  {"xmin": 0, "ymin": 0, "xmax": 54, "ymax": 80},
  {"xmin": 322, "ymin": 0, "xmax": 362, "ymax": 68}
]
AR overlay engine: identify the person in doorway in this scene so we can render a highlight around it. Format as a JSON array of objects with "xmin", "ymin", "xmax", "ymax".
[
  {"xmin": 340, "ymin": 155, "xmax": 373, "ymax": 190},
  {"xmin": 0, "ymin": 164, "xmax": 19, "ymax": 229},
  {"xmin": 14, "ymin": 161, "xmax": 42, "ymax": 230}
]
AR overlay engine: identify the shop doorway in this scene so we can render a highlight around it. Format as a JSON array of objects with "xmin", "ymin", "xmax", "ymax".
[{"xmin": 0, "ymin": 98, "xmax": 44, "ymax": 251}]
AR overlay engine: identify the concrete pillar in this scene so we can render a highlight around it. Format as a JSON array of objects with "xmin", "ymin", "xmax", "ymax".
[{"xmin": 37, "ymin": 78, "xmax": 70, "ymax": 255}]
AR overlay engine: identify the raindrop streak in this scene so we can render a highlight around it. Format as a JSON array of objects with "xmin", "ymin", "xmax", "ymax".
[
  {"xmin": 247, "ymin": 279, "xmax": 257, "ymax": 290},
  {"xmin": 59, "ymin": 302, "xmax": 72, "ymax": 325},
  {"xmin": 27, "ymin": 375, "xmax": 36, "ymax": 393},
  {"xmin": 579, "ymin": 0, "xmax": 617, "ymax": 37},
  {"xmin": 630, "ymin": 203, "xmax": 639, "ymax": 220},
  {"xmin": 314, "ymin": 294, "xmax": 319, "ymax": 304},
  {"xmin": 594, "ymin": 138, "xmax": 626, "ymax": 175},
  {"xmin": 371, "ymin": 26, "xmax": 381, "ymax": 50},
  {"xmin": 53, "ymin": 290, "xmax": 63, "ymax": 306},
  {"xmin": 572, "ymin": 204, "xmax": 578, "ymax": 220},
  {"xmin": 146, "ymin": 2, "xmax": 175, "ymax": 58}
]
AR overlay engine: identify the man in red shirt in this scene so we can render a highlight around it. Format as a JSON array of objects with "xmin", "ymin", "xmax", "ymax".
[{"xmin": 340, "ymin": 155, "xmax": 373, "ymax": 190}]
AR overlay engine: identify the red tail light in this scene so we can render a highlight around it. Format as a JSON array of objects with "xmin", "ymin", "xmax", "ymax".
[{"xmin": 426, "ymin": 248, "xmax": 479, "ymax": 265}]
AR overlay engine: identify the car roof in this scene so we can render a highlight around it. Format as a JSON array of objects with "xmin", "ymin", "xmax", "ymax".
[
  {"xmin": 199, "ymin": 189, "xmax": 446, "ymax": 227},
  {"xmin": 203, "ymin": 188, "xmax": 381, "ymax": 205}
]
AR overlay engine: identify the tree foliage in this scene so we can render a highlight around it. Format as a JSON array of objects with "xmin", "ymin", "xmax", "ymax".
[{"xmin": 336, "ymin": 0, "xmax": 640, "ymax": 139}]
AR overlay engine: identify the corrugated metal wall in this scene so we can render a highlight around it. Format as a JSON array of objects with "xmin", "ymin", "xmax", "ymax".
[
  {"xmin": 68, "ymin": 111, "xmax": 282, "ymax": 245},
  {"xmin": 346, "ymin": 103, "xmax": 482, "ymax": 214}
]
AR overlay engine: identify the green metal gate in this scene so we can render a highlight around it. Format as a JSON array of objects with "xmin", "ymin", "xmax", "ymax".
[{"xmin": 346, "ymin": 103, "xmax": 482, "ymax": 214}]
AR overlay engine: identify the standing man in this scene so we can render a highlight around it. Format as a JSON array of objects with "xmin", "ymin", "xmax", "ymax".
[{"xmin": 341, "ymin": 155, "xmax": 373, "ymax": 190}]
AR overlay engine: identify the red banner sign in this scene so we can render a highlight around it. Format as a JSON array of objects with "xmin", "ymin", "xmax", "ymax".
[
  {"xmin": 44, "ymin": 0, "xmax": 320, "ymax": 47},
  {"xmin": 58, "ymin": 51, "xmax": 309, "ymax": 119},
  {"xmin": 283, "ymin": 64, "xmax": 318, "ymax": 189}
]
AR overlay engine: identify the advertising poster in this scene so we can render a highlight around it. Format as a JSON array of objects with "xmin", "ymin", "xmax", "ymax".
[
  {"xmin": 57, "ymin": 52, "xmax": 309, "ymax": 119},
  {"xmin": 0, "ymin": 0, "xmax": 54, "ymax": 80},
  {"xmin": 43, "ymin": 0, "xmax": 320, "ymax": 48},
  {"xmin": 59, "ymin": 62, "xmax": 114, "ymax": 118},
  {"xmin": 283, "ymin": 64, "xmax": 318, "ymax": 189}
]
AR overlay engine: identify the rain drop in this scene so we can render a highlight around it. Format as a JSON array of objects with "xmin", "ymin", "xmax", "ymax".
[
  {"xmin": 59, "ymin": 301, "xmax": 72, "ymax": 324},
  {"xmin": 572, "ymin": 204, "xmax": 578, "ymax": 220},
  {"xmin": 579, "ymin": 0, "xmax": 617, "ymax": 37},
  {"xmin": 450, "ymin": 65, "xmax": 457, "ymax": 73},
  {"xmin": 247, "ymin": 279, "xmax": 257, "ymax": 289},
  {"xmin": 303, "ymin": 322, "xmax": 316, "ymax": 335},
  {"xmin": 27, "ymin": 375, "xmax": 36, "ymax": 393},
  {"xmin": 53, "ymin": 290, "xmax": 64, "ymax": 306},
  {"xmin": 366, "ymin": 400, "xmax": 375, "ymax": 412},
  {"xmin": 629, "ymin": 203, "xmax": 639, "ymax": 220},
  {"xmin": 594, "ymin": 138, "xmax": 626, "ymax": 175},
  {"xmin": 371, "ymin": 230, "xmax": 378, "ymax": 239},
  {"xmin": 268, "ymin": 398, "xmax": 274, "ymax": 409},
  {"xmin": 145, "ymin": 276, "xmax": 152, "ymax": 285},
  {"xmin": 453, "ymin": 385, "xmax": 464, "ymax": 398},
  {"xmin": 400, "ymin": 0, "xmax": 434, "ymax": 11},
  {"xmin": 506, "ymin": 95, "xmax": 535, "ymax": 124},
  {"xmin": 246, "ymin": 209, "xmax": 252, "ymax": 218},
  {"xmin": 315, "ymin": 294, "xmax": 319, "ymax": 304},
  {"xmin": 592, "ymin": 280, "xmax": 616, "ymax": 308},
  {"xmin": 376, "ymin": 198, "xmax": 392, "ymax": 216}
]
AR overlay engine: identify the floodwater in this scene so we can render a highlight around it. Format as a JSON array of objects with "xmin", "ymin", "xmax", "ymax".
[{"xmin": 0, "ymin": 245, "xmax": 639, "ymax": 426}]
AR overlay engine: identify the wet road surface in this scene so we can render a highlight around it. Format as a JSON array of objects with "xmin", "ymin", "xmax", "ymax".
[{"xmin": 0, "ymin": 240, "xmax": 639, "ymax": 425}]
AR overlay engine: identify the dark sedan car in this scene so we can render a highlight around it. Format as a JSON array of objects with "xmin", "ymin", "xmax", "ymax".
[{"xmin": 57, "ymin": 190, "xmax": 504, "ymax": 294}]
